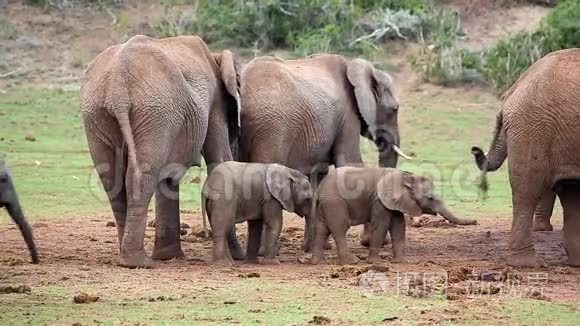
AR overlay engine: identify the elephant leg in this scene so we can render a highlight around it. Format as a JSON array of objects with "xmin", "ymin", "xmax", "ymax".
[
  {"xmin": 246, "ymin": 219, "xmax": 263, "ymax": 264},
  {"xmin": 390, "ymin": 212, "xmax": 406, "ymax": 263},
  {"xmin": 533, "ymin": 191, "xmax": 556, "ymax": 231},
  {"xmin": 324, "ymin": 205, "xmax": 358, "ymax": 265},
  {"xmin": 86, "ymin": 134, "xmax": 127, "ymax": 249},
  {"xmin": 367, "ymin": 206, "xmax": 389, "ymax": 264},
  {"xmin": 118, "ymin": 165, "xmax": 157, "ymax": 268},
  {"xmin": 310, "ymin": 215, "xmax": 329, "ymax": 264},
  {"xmin": 555, "ymin": 182, "xmax": 580, "ymax": 266},
  {"xmin": 261, "ymin": 203, "xmax": 283, "ymax": 265},
  {"xmin": 152, "ymin": 178, "xmax": 184, "ymax": 261},
  {"xmin": 209, "ymin": 206, "xmax": 235, "ymax": 266},
  {"xmin": 303, "ymin": 168, "xmax": 331, "ymax": 252},
  {"xmin": 507, "ymin": 184, "xmax": 543, "ymax": 267},
  {"xmin": 227, "ymin": 226, "xmax": 245, "ymax": 260}
]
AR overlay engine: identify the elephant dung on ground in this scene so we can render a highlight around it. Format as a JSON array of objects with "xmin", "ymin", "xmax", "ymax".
[
  {"xmin": 311, "ymin": 167, "xmax": 476, "ymax": 265},
  {"xmin": 81, "ymin": 35, "xmax": 242, "ymax": 268},
  {"xmin": 0, "ymin": 162, "xmax": 39, "ymax": 264},
  {"xmin": 238, "ymin": 54, "xmax": 410, "ymax": 252},
  {"xmin": 472, "ymin": 48, "xmax": 580, "ymax": 267},
  {"xmin": 201, "ymin": 162, "xmax": 312, "ymax": 266}
]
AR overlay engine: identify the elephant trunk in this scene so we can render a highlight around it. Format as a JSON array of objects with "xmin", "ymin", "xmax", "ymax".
[
  {"xmin": 434, "ymin": 201, "xmax": 477, "ymax": 226},
  {"xmin": 377, "ymin": 128, "xmax": 402, "ymax": 168},
  {"xmin": 6, "ymin": 198, "xmax": 39, "ymax": 264}
]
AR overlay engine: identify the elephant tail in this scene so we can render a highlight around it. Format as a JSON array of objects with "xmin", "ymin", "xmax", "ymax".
[
  {"xmin": 201, "ymin": 191, "xmax": 209, "ymax": 238},
  {"xmin": 113, "ymin": 107, "xmax": 141, "ymax": 186},
  {"xmin": 471, "ymin": 110, "xmax": 508, "ymax": 195}
]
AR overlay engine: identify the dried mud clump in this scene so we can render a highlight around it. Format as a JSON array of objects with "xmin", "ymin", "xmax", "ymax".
[{"xmin": 73, "ymin": 292, "xmax": 99, "ymax": 304}]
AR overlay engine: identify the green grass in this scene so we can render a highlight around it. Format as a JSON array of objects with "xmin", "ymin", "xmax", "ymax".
[
  {"xmin": 0, "ymin": 88, "xmax": 203, "ymax": 223},
  {"xmin": 1, "ymin": 278, "xmax": 577, "ymax": 325},
  {"xmin": 0, "ymin": 87, "xmax": 522, "ymax": 223}
]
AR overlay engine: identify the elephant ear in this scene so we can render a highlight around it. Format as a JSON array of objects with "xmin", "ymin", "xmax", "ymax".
[
  {"xmin": 347, "ymin": 58, "xmax": 378, "ymax": 140},
  {"xmin": 266, "ymin": 165, "xmax": 295, "ymax": 212},
  {"xmin": 217, "ymin": 50, "xmax": 242, "ymax": 128},
  {"xmin": 376, "ymin": 170, "xmax": 422, "ymax": 217}
]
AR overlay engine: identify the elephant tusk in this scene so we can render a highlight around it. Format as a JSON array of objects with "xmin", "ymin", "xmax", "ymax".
[{"xmin": 393, "ymin": 145, "xmax": 412, "ymax": 160}]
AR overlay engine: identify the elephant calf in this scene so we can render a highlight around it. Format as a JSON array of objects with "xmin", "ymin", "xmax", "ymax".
[
  {"xmin": 202, "ymin": 162, "xmax": 313, "ymax": 266},
  {"xmin": 311, "ymin": 167, "xmax": 476, "ymax": 265}
]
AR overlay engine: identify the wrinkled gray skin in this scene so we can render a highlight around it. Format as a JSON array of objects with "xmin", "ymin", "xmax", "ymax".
[
  {"xmin": 472, "ymin": 49, "xmax": 580, "ymax": 267},
  {"xmin": 311, "ymin": 167, "xmax": 476, "ymax": 265},
  {"xmin": 201, "ymin": 162, "xmax": 313, "ymax": 266},
  {"xmin": 0, "ymin": 164, "xmax": 39, "ymax": 264},
  {"xmin": 237, "ymin": 54, "xmax": 403, "ymax": 254},
  {"xmin": 81, "ymin": 35, "xmax": 242, "ymax": 268},
  {"xmin": 533, "ymin": 192, "xmax": 556, "ymax": 231}
]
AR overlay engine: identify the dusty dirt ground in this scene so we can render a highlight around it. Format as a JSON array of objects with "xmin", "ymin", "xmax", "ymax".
[{"xmin": 1, "ymin": 213, "xmax": 578, "ymax": 305}]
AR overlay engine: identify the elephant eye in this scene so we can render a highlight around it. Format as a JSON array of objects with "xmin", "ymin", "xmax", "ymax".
[{"xmin": 0, "ymin": 177, "xmax": 6, "ymax": 183}]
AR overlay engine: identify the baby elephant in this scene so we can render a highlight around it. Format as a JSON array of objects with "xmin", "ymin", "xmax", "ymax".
[
  {"xmin": 311, "ymin": 167, "xmax": 476, "ymax": 265},
  {"xmin": 202, "ymin": 162, "xmax": 313, "ymax": 266}
]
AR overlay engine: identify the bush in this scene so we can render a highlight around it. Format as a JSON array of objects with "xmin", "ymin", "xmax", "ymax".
[
  {"xmin": 411, "ymin": 0, "xmax": 580, "ymax": 92},
  {"xmin": 409, "ymin": 7, "xmax": 479, "ymax": 85},
  {"xmin": 481, "ymin": 32, "xmax": 544, "ymax": 92},
  {"xmin": 482, "ymin": 0, "xmax": 580, "ymax": 92},
  {"xmin": 155, "ymin": 0, "xmax": 438, "ymax": 56}
]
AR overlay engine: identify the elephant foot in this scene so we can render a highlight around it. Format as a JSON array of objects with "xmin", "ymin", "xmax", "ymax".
[
  {"xmin": 338, "ymin": 253, "xmax": 360, "ymax": 265},
  {"xmin": 308, "ymin": 255, "xmax": 325, "ymax": 265},
  {"xmin": 366, "ymin": 255, "xmax": 382, "ymax": 264},
  {"xmin": 212, "ymin": 257, "xmax": 235, "ymax": 267},
  {"xmin": 261, "ymin": 257, "xmax": 280, "ymax": 265},
  {"xmin": 391, "ymin": 256, "xmax": 406, "ymax": 264},
  {"xmin": 151, "ymin": 245, "xmax": 185, "ymax": 261},
  {"xmin": 303, "ymin": 239, "xmax": 331, "ymax": 252},
  {"xmin": 117, "ymin": 251, "xmax": 154, "ymax": 269},
  {"xmin": 360, "ymin": 236, "xmax": 388, "ymax": 248},
  {"xmin": 229, "ymin": 246, "xmax": 246, "ymax": 261},
  {"xmin": 533, "ymin": 221, "xmax": 554, "ymax": 232},
  {"xmin": 507, "ymin": 253, "xmax": 544, "ymax": 267},
  {"xmin": 245, "ymin": 257, "xmax": 259, "ymax": 264}
]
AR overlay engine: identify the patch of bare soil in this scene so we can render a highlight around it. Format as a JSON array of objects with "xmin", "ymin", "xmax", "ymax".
[
  {"xmin": 0, "ymin": 212, "xmax": 578, "ymax": 304},
  {"xmin": 0, "ymin": 0, "xmax": 164, "ymax": 90},
  {"xmin": 442, "ymin": 0, "xmax": 551, "ymax": 51}
]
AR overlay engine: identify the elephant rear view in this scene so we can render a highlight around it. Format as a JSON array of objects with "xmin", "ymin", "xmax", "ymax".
[
  {"xmin": 472, "ymin": 48, "xmax": 580, "ymax": 267},
  {"xmin": 81, "ymin": 35, "xmax": 242, "ymax": 268},
  {"xmin": 0, "ymin": 162, "xmax": 39, "ymax": 264}
]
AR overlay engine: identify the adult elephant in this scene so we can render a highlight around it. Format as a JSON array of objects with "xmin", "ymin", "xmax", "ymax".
[
  {"xmin": 238, "ymin": 54, "xmax": 408, "ymax": 251},
  {"xmin": 81, "ymin": 35, "xmax": 243, "ymax": 268},
  {"xmin": 0, "ymin": 162, "xmax": 39, "ymax": 264},
  {"xmin": 472, "ymin": 49, "xmax": 580, "ymax": 267}
]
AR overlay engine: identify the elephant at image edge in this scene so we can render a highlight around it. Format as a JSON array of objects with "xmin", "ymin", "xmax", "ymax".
[
  {"xmin": 238, "ymin": 54, "xmax": 408, "ymax": 251},
  {"xmin": 201, "ymin": 162, "xmax": 313, "ymax": 266},
  {"xmin": 311, "ymin": 167, "xmax": 476, "ymax": 265},
  {"xmin": 81, "ymin": 35, "xmax": 242, "ymax": 268},
  {"xmin": 472, "ymin": 48, "xmax": 580, "ymax": 267},
  {"xmin": 0, "ymin": 163, "xmax": 39, "ymax": 264}
]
